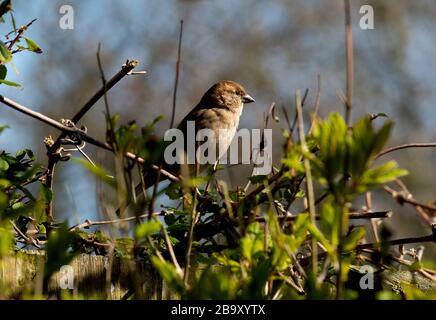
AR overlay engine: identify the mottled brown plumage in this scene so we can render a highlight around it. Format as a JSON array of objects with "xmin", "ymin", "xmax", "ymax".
[{"xmin": 143, "ymin": 80, "xmax": 254, "ymax": 188}]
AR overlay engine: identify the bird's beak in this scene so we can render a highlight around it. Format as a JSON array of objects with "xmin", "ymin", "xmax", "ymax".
[{"xmin": 242, "ymin": 94, "xmax": 255, "ymax": 104}]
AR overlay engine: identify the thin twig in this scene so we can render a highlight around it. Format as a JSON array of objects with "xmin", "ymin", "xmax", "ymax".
[
  {"xmin": 344, "ymin": 0, "xmax": 354, "ymax": 127},
  {"xmin": 356, "ymin": 234, "xmax": 436, "ymax": 250},
  {"xmin": 96, "ymin": 44, "xmax": 117, "ymax": 150},
  {"xmin": 296, "ymin": 89, "xmax": 318, "ymax": 283},
  {"xmin": 249, "ymin": 211, "xmax": 392, "ymax": 224},
  {"xmin": 384, "ymin": 185, "xmax": 436, "ymax": 212},
  {"xmin": 289, "ymin": 88, "xmax": 309, "ymax": 137},
  {"xmin": 170, "ymin": 20, "xmax": 183, "ymax": 129},
  {"xmin": 337, "ymin": 0, "xmax": 354, "ymax": 300},
  {"xmin": 47, "ymin": 59, "xmax": 139, "ymax": 156},
  {"xmin": 365, "ymin": 191, "xmax": 380, "ymax": 243},
  {"xmin": 6, "ymin": 18, "xmax": 37, "ymax": 51},
  {"xmin": 184, "ymin": 190, "xmax": 199, "ymax": 284},
  {"xmin": 160, "ymin": 220, "xmax": 183, "ymax": 276},
  {"xmin": 0, "ymin": 95, "xmax": 180, "ymax": 182},
  {"xmin": 375, "ymin": 143, "xmax": 436, "ymax": 159},
  {"xmin": 308, "ymin": 74, "xmax": 321, "ymax": 135},
  {"xmin": 10, "ymin": 220, "xmax": 41, "ymax": 248},
  {"xmin": 69, "ymin": 212, "xmax": 164, "ymax": 231},
  {"xmin": 43, "ymin": 59, "xmax": 139, "ymax": 219}
]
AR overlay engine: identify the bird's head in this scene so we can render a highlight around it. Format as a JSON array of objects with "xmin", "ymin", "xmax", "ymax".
[{"xmin": 201, "ymin": 80, "xmax": 255, "ymax": 111}]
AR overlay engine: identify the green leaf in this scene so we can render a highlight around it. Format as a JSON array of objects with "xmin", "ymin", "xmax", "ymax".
[
  {"xmin": 24, "ymin": 37, "xmax": 42, "ymax": 54},
  {"xmin": 358, "ymin": 161, "xmax": 408, "ymax": 192},
  {"xmin": 45, "ymin": 224, "xmax": 78, "ymax": 279},
  {"xmin": 15, "ymin": 149, "xmax": 34, "ymax": 161},
  {"xmin": 307, "ymin": 222, "xmax": 333, "ymax": 254},
  {"xmin": 39, "ymin": 184, "xmax": 53, "ymax": 203},
  {"xmin": 248, "ymin": 175, "xmax": 268, "ymax": 184},
  {"xmin": 11, "ymin": 201, "xmax": 24, "ymax": 210},
  {"xmin": 371, "ymin": 121, "xmax": 394, "ymax": 158},
  {"xmin": 150, "ymin": 256, "xmax": 184, "ymax": 290},
  {"xmin": 295, "ymin": 189, "xmax": 305, "ymax": 198},
  {"xmin": 0, "ymin": 225, "xmax": 14, "ymax": 258},
  {"xmin": 0, "ymin": 41, "xmax": 12, "ymax": 63},
  {"xmin": 0, "ymin": 79, "xmax": 21, "ymax": 87},
  {"xmin": 0, "ymin": 159, "xmax": 9, "ymax": 171},
  {"xmin": 0, "ymin": 178, "xmax": 10, "ymax": 189},
  {"xmin": 135, "ymin": 220, "xmax": 161, "ymax": 238},
  {"xmin": 343, "ymin": 227, "xmax": 366, "ymax": 251},
  {"xmin": 320, "ymin": 199, "xmax": 340, "ymax": 246},
  {"xmin": 164, "ymin": 182, "xmax": 182, "ymax": 200},
  {"xmin": 73, "ymin": 158, "xmax": 116, "ymax": 188},
  {"xmin": 311, "ymin": 112, "xmax": 347, "ymax": 183},
  {"xmin": 240, "ymin": 223, "xmax": 265, "ymax": 262},
  {"xmin": 0, "ymin": 125, "xmax": 8, "ymax": 134},
  {"xmin": 0, "ymin": 64, "xmax": 6, "ymax": 80},
  {"xmin": 94, "ymin": 230, "xmax": 108, "ymax": 243},
  {"xmin": 10, "ymin": 11, "xmax": 16, "ymax": 32}
]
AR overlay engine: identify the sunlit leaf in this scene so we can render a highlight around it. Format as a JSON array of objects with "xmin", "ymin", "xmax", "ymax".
[
  {"xmin": 73, "ymin": 158, "xmax": 116, "ymax": 188},
  {"xmin": 24, "ymin": 37, "xmax": 42, "ymax": 54},
  {"xmin": 0, "ymin": 159, "xmax": 9, "ymax": 171},
  {"xmin": 0, "ymin": 79, "xmax": 21, "ymax": 87},
  {"xmin": 135, "ymin": 220, "xmax": 161, "ymax": 238},
  {"xmin": 0, "ymin": 40, "xmax": 12, "ymax": 63},
  {"xmin": 343, "ymin": 227, "xmax": 366, "ymax": 251},
  {"xmin": 358, "ymin": 161, "xmax": 408, "ymax": 192}
]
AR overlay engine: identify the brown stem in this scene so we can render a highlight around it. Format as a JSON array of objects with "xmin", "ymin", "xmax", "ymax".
[
  {"xmin": 0, "ymin": 95, "xmax": 179, "ymax": 182},
  {"xmin": 170, "ymin": 20, "xmax": 183, "ymax": 129},
  {"xmin": 375, "ymin": 142, "xmax": 436, "ymax": 159},
  {"xmin": 248, "ymin": 210, "xmax": 392, "ymax": 224},
  {"xmin": 69, "ymin": 211, "xmax": 163, "ymax": 231},
  {"xmin": 384, "ymin": 185, "xmax": 436, "ymax": 212},
  {"xmin": 6, "ymin": 18, "xmax": 38, "ymax": 51},
  {"xmin": 356, "ymin": 234, "xmax": 435, "ymax": 250}
]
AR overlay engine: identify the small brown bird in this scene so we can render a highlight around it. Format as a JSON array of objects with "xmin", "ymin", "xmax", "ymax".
[{"xmin": 143, "ymin": 80, "xmax": 255, "ymax": 188}]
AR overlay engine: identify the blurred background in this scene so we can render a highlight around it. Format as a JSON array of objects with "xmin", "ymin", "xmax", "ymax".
[{"xmin": 0, "ymin": 1, "xmax": 435, "ymax": 256}]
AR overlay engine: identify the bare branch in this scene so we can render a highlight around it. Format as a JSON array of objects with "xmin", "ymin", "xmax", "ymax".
[
  {"xmin": 344, "ymin": 0, "xmax": 354, "ymax": 126},
  {"xmin": 47, "ymin": 59, "xmax": 139, "ymax": 155},
  {"xmin": 0, "ymin": 95, "xmax": 180, "ymax": 183},
  {"xmin": 375, "ymin": 142, "xmax": 436, "ymax": 159},
  {"xmin": 170, "ymin": 20, "xmax": 183, "ymax": 129},
  {"xmin": 69, "ymin": 212, "xmax": 164, "ymax": 231}
]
